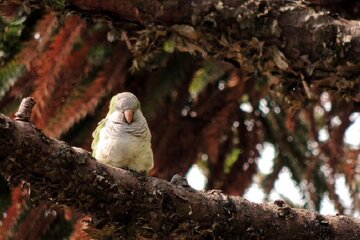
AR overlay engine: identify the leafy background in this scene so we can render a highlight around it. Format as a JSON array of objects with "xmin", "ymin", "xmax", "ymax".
[{"xmin": 0, "ymin": 2, "xmax": 359, "ymax": 239}]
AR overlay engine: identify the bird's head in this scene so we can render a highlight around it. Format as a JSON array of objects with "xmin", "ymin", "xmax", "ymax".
[{"xmin": 110, "ymin": 92, "xmax": 141, "ymax": 124}]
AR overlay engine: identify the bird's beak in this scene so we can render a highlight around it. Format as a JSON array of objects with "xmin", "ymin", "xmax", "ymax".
[{"xmin": 124, "ymin": 109, "xmax": 134, "ymax": 124}]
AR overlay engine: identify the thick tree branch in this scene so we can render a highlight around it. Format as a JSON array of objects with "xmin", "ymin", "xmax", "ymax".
[
  {"xmin": 0, "ymin": 98, "xmax": 360, "ymax": 239},
  {"xmin": 65, "ymin": 0, "xmax": 360, "ymax": 62},
  {"xmin": 25, "ymin": 0, "xmax": 360, "ymax": 102},
  {"xmin": 308, "ymin": 0, "xmax": 360, "ymax": 19}
]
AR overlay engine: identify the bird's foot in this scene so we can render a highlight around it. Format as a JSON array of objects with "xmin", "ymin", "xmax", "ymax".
[{"xmin": 128, "ymin": 168, "xmax": 147, "ymax": 181}]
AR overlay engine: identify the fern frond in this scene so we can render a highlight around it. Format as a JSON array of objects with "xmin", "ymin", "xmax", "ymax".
[
  {"xmin": 46, "ymin": 0, "xmax": 68, "ymax": 10},
  {"xmin": 31, "ymin": 15, "xmax": 85, "ymax": 128},
  {"xmin": 0, "ymin": 60, "xmax": 26, "ymax": 100},
  {"xmin": 0, "ymin": 14, "xmax": 25, "ymax": 27},
  {"xmin": 69, "ymin": 217, "xmax": 91, "ymax": 240},
  {"xmin": 39, "ymin": 28, "xmax": 108, "ymax": 134},
  {"xmin": 0, "ymin": 12, "xmax": 58, "ymax": 109},
  {"xmin": 188, "ymin": 61, "xmax": 226, "ymax": 98},
  {"xmin": 44, "ymin": 46, "xmax": 128, "ymax": 138},
  {"xmin": 14, "ymin": 204, "xmax": 58, "ymax": 240},
  {"xmin": 44, "ymin": 75, "xmax": 104, "ymax": 138},
  {"xmin": 0, "ymin": 187, "xmax": 28, "ymax": 239},
  {"xmin": 0, "ymin": 23, "xmax": 23, "ymax": 59},
  {"xmin": 17, "ymin": 12, "xmax": 58, "ymax": 69}
]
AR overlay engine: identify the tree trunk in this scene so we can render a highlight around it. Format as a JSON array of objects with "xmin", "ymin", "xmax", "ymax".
[
  {"xmin": 0, "ymin": 98, "xmax": 359, "ymax": 239},
  {"xmin": 31, "ymin": 0, "xmax": 360, "ymax": 102}
]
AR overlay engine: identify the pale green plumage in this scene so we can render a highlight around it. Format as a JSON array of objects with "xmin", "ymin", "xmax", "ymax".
[
  {"xmin": 91, "ymin": 93, "xmax": 120, "ymax": 158},
  {"xmin": 91, "ymin": 92, "xmax": 154, "ymax": 173}
]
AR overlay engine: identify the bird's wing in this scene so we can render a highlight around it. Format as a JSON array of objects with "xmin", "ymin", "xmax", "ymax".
[
  {"xmin": 91, "ymin": 94, "xmax": 119, "ymax": 157},
  {"xmin": 91, "ymin": 118, "xmax": 107, "ymax": 157}
]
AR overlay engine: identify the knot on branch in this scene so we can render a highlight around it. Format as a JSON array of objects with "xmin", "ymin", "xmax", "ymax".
[{"xmin": 15, "ymin": 97, "xmax": 35, "ymax": 122}]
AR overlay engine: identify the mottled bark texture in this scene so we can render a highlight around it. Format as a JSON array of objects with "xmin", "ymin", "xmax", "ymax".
[
  {"xmin": 0, "ymin": 99, "xmax": 360, "ymax": 239},
  {"xmin": 48, "ymin": 0, "xmax": 360, "ymax": 102}
]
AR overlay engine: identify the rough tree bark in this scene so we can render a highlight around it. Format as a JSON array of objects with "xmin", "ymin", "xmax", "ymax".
[
  {"xmin": 1, "ymin": 98, "xmax": 360, "ymax": 239},
  {"xmin": 27, "ymin": 0, "xmax": 360, "ymax": 102}
]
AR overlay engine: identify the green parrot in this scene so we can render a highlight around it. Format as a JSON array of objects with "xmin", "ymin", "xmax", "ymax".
[{"xmin": 91, "ymin": 92, "xmax": 154, "ymax": 173}]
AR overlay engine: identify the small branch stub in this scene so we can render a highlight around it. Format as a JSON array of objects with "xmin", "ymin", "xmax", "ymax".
[{"xmin": 14, "ymin": 97, "xmax": 36, "ymax": 122}]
